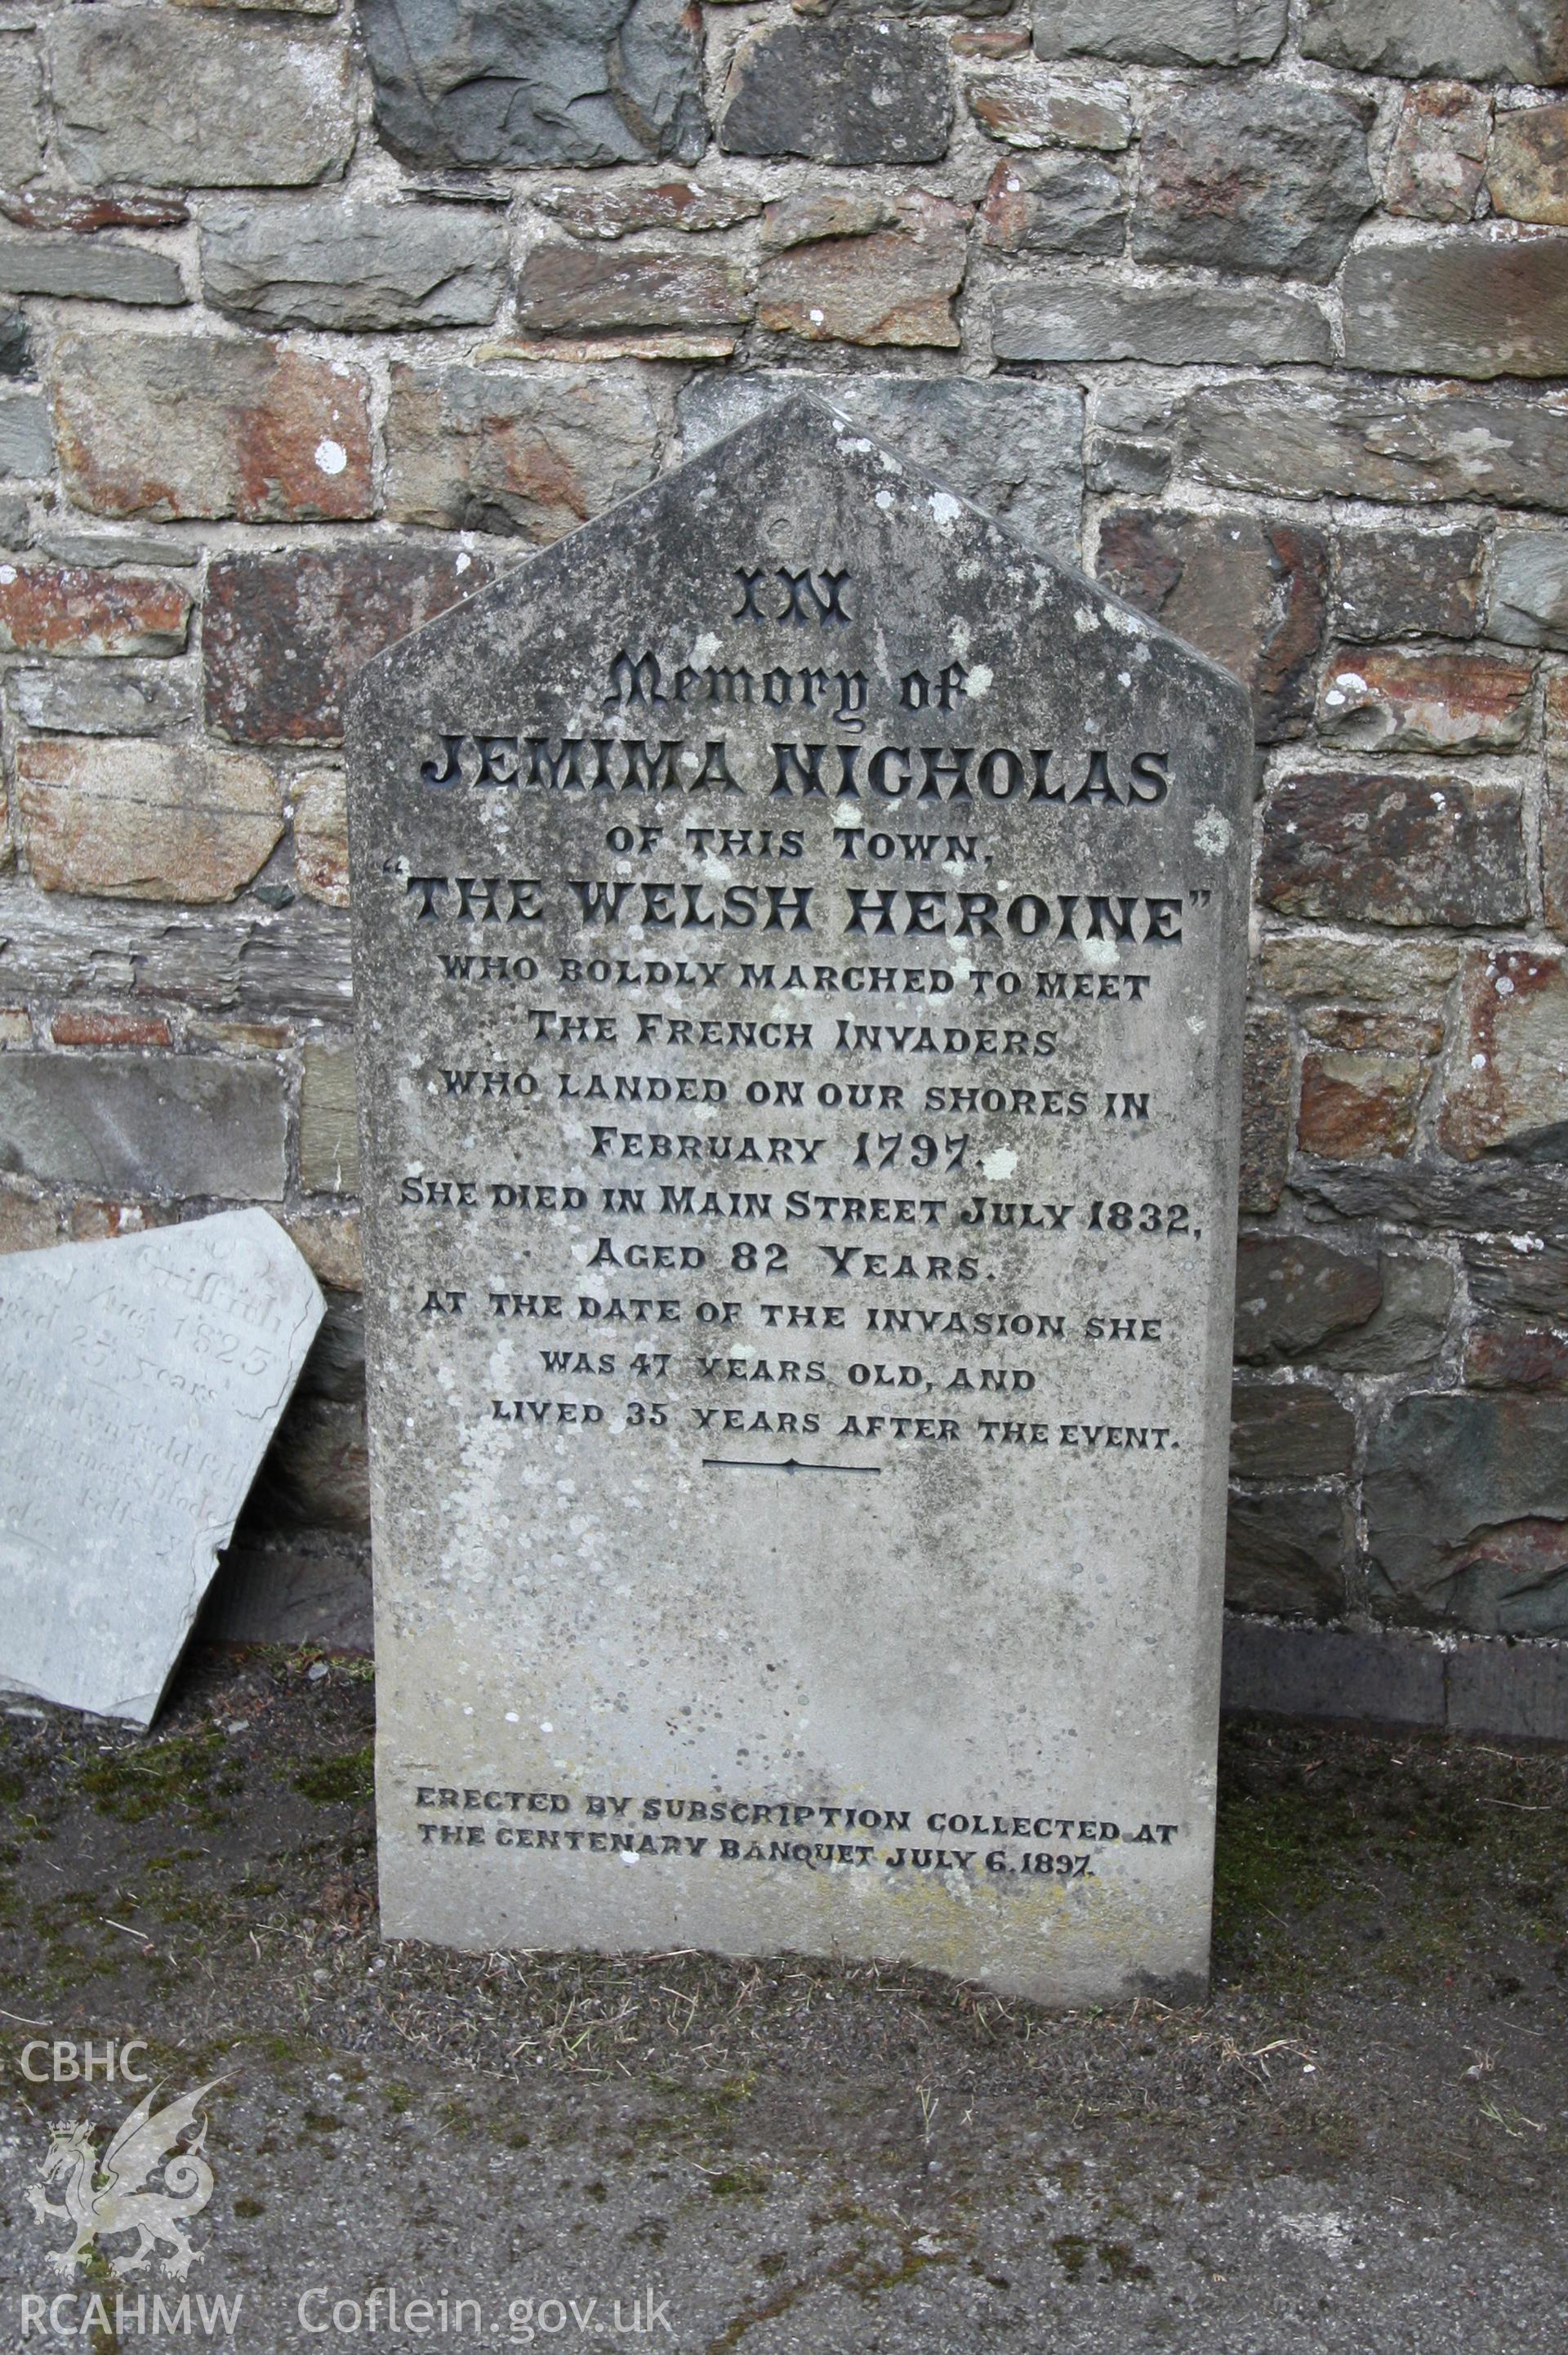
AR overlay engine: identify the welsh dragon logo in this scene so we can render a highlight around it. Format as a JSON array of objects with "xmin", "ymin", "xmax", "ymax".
[{"xmin": 27, "ymin": 2079, "xmax": 222, "ymax": 2279}]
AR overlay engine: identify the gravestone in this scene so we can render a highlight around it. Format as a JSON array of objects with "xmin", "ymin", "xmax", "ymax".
[
  {"xmin": 347, "ymin": 396, "xmax": 1251, "ymax": 2003},
  {"xmin": 0, "ymin": 1208, "xmax": 323, "ymax": 1724}
]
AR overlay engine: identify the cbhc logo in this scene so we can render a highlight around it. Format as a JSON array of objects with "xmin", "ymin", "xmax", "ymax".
[{"xmin": 20, "ymin": 2040, "xmax": 149, "ymax": 2083}]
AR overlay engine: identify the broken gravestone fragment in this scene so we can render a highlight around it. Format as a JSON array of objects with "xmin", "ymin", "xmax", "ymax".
[{"xmin": 0, "ymin": 1209, "xmax": 323, "ymax": 1724}]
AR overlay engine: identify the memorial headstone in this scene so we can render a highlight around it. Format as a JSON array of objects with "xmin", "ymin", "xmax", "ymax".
[
  {"xmin": 0, "ymin": 1208, "xmax": 324, "ymax": 1724},
  {"xmin": 348, "ymin": 396, "xmax": 1251, "ymax": 2003}
]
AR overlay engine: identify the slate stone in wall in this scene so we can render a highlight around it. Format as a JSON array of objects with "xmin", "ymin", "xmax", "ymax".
[
  {"xmin": 384, "ymin": 364, "xmax": 661, "ymax": 539},
  {"xmin": 1233, "ymin": 1236, "xmax": 1383, "ymax": 1365},
  {"xmin": 537, "ymin": 180, "xmax": 761, "ymax": 241},
  {"xmin": 1095, "ymin": 509, "xmax": 1328, "ymax": 742},
  {"xmin": 755, "ymin": 194, "xmax": 969, "ymax": 348},
  {"xmin": 1440, "ymin": 947, "xmax": 1568, "ymax": 1160},
  {"xmin": 49, "ymin": 333, "xmax": 375, "ymax": 524},
  {"xmin": 1465, "ymin": 1320, "xmax": 1568, "ymax": 1392},
  {"xmin": 1465, "ymin": 1233, "xmax": 1568, "ymax": 1322},
  {"xmin": 0, "ymin": 1053, "xmax": 287, "ymax": 1199},
  {"xmin": 362, "ymin": 0, "xmax": 706, "ymax": 171},
  {"xmin": 1312, "ymin": 1256, "xmax": 1453, "ymax": 1376},
  {"xmin": 1298, "ymin": 1050, "xmax": 1426, "ymax": 1160},
  {"xmin": 1334, "ymin": 523, "xmax": 1485, "ymax": 640},
  {"xmin": 1342, "ymin": 232, "xmax": 1568, "ymax": 378},
  {"xmin": 677, "ymin": 371, "xmax": 1084, "ymax": 560},
  {"xmin": 0, "ymin": 36, "xmax": 43, "ymax": 185},
  {"xmin": 1183, "ymin": 380, "xmax": 1568, "ymax": 511},
  {"xmin": 1317, "ymin": 646, "xmax": 1535, "ymax": 755},
  {"xmin": 1133, "ymin": 85, "xmax": 1373, "ymax": 282},
  {"xmin": 719, "ymin": 20, "xmax": 953, "ymax": 164},
  {"xmin": 992, "ymin": 277, "xmax": 1330, "ymax": 366},
  {"xmin": 202, "ymin": 198, "xmax": 506, "ymax": 332},
  {"xmin": 1225, "ymin": 1487, "xmax": 1348, "ymax": 1620},
  {"xmin": 14, "ymin": 736, "xmax": 283, "ymax": 901},
  {"xmin": 1486, "ymin": 529, "xmax": 1568, "ymax": 649},
  {"xmin": 49, "ymin": 11, "xmax": 354, "ymax": 187},
  {"xmin": 1486, "ymin": 102, "xmax": 1568, "ymax": 224},
  {"xmin": 979, "ymin": 154, "xmax": 1126, "ymax": 256},
  {"xmin": 1298, "ymin": 1157, "xmax": 1568, "ymax": 1238},
  {"xmin": 1300, "ymin": 0, "xmax": 1568, "ymax": 84},
  {"xmin": 1231, "ymin": 1381, "xmax": 1355, "ymax": 1480},
  {"xmin": 1033, "ymin": 0, "xmax": 1286, "ymax": 65},
  {"xmin": 515, "ymin": 241, "xmax": 752, "ymax": 335},
  {"xmin": 1384, "ymin": 83, "xmax": 1491, "ymax": 221},
  {"xmin": 965, "ymin": 72, "xmax": 1132, "ymax": 152},
  {"xmin": 1240, "ymin": 1009, "xmax": 1290, "ymax": 1215},
  {"xmin": 0, "ymin": 388, "xmax": 52, "ymax": 480},
  {"xmin": 8, "ymin": 663, "xmax": 193, "ymax": 738},
  {"xmin": 0, "ymin": 237, "xmax": 184, "ymax": 306},
  {"xmin": 204, "ymin": 546, "xmax": 497, "ymax": 747},
  {"xmin": 1365, "ymin": 1395, "xmax": 1568, "ymax": 1638},
  {"xmin": 1260, "ymin": 770, "xmax": 1527, "ymax": 928},
  {"xmin": 300, "ymin": 1043, "xmax": 358, "ymax": 1195}
]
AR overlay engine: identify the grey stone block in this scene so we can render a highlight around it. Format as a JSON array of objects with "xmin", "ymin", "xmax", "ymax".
[
  {"xmin": 0, "ymin": 235, "xmax": 185, "ymax": 306},
  {"xmin": 718, "ymin": 19, "xmax": 951, "ymax": 164},
  {"xmin": 0, "ymin": 1053, "xmax": 287, "ymax": 1200},
  {"xmin": 1220, "ymin": 1617, "xmax": 1446, "ymax": 1729},
  {"xmin": 0, "ymin": 386, "xmax": 50, "ymax": 477},
  {"xmin": 1183, "ymin": 379, "xmax": 1568, "ymax": 511},
  {"xmin": 1225, "ymin": 1486, "xmax": 1348, "ymax": 1619},
  {"xmin": 1447, "ymin": 1639, "xmax": 1568, "ymax": 1743},
  {"xmin": 201, "ymin": 198, "xmax": 506, "ymax": 332},
  {"xmin": 49, "ymin": 11, "xmax": 354, "ymax": 188},
  {"xmin": 1230, "ymin": 1382, "xmax": 1355, "ymax": 1479},
  {"xmin": 677, "ymin": 370, "xmax": 1084, "ymax": 560},
  {"xmin": 1312, "ymin": 1254, "xmax": 1453, "ymax": 1375},
  {"xmin": 1133, "ymin": 83, "xmax": 1372, "ymax": 282},
  {"xmin": 1300, "ymin": 0, "xmax": 1568, "ymax": 83},
  {"xmin": 8, "ymin": 663, "xmax": 194, "ymax": 738},
  {"xmin": 1342, "ymin": 232, "xmax": 1568, "ymax": 379},
  {"xmin": 1365, "ymin": 1394, "xmax": 1568, "ymax": 1637},
  {"xmin": 1035, "ymin": 0, "xmax": 1286, "ymax": 65},
  {"xmin": 1486, "ymin": 529, "xmax": 1568, "ymax": 650},
  {"xmin": 992, "ymin": 275, "xmax": 1330, "ymax": 366},
  {"xmin": 362, "ymin": 0, "xmax": 706, "ymax": 171},
  {"xmin": 0, "ymin": 33, "xmax": 41, "ymax": 183},
  {"xmin": 199, "ymin": 1530, "xmax": 373, "ymax": 1653}
]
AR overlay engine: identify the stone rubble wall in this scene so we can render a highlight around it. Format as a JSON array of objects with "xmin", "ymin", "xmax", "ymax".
[{"xmin": 1, "ymin": 0, "xmax": 1566, "ymax": 1647}]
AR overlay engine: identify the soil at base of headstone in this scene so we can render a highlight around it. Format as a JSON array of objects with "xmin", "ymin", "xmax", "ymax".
[{"xmin": 1, "ymin": 1646, "xmax": 1563, "ymax": 2353}]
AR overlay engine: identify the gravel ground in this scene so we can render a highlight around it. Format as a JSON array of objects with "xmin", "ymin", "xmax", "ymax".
[{"xmin": 1, "ymin": 1645, "xmax": 1565, "ymax": 2353}]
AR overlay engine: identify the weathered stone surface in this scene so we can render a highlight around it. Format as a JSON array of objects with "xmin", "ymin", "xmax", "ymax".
[
  {"xmin": 49, "ymin": 11, "xmax": 353, "ymax": 187},
  {"xmin": 7, "ymin": 663, "xmax": 193, "ymax": 738},
  {"xmin": 0, "ymin": 235, "xmax": 184, "ymax": 305},
  {"xmin": 1233, "ymin": 1236, "xmax": 1383, "ymax": 1365},
  {"xmin": 757, "ymin": 194, "xmax": 968, "ymax": 347},
  {"xmin": 517, "ymin": 241, "xmax": 751, "ymax": 337},
  {"xmin": 1343, "ymin": 233, "xmax": 1568, "ymax": 379},
  {"xmin": 346, "ymin": 395, "xmax": 1253, "ymax": 2003},
  {"xmin": 0, "ymin": 1185, "xmax": 56, "ymax": 1252},
  {"xmin": 1334, "ymin": 524, "xmax": 1484, "ymax": 641},
  {"xmin": 301, "ymin": 1042, "xmax": 356, "ymax": 1194},
  {"xmin": 1096, "ymin": 510, "xmax": 1328, "ymax": 742},
  {"xmin": 293, "ymin": 767, "xmax": 349, "ymax": 908},
  {"xmin": 979, "ymin": 154, "xmax": 1125, "ymax": 256},
  {"xmin": 1487, "ymin": 101, "xmax": 1568, "ymax": 222},
  {"xmin": 965, "ymin": 70, "xmax": 1130, "ymax": 149},
  {"xmin": 0, "ymin": 33, "xmax": 40, "ymax": 184},
  {"xmin": 1301, "ymin": 0, "xmax": 1568, "ymax": 83},
  {"xmin": 1303, "ymin": 1008, "xmax": 1443, "ymax": 1054},
  {"xmin": 1299, "ymin": 1155, "xmax": 1568, "ymax": 1235},
  {"xmin": 51, "ymin": 1006, "xmax": 171, "ymax": 1048},
  {"xmin": 1183, "ymin": 381, "xmax": 1568, "ymax": 511},
  {"xmin": 537, "ymin": 181, "xmax": 761, "ymax": 242},
  {"xmin": 1384, "ymin": 83, "xmax": 1490, "ymax": 220},
  {"xmin": 1261, "ymin": 934, "xmax": 1464, "ymax": 1017},
  {"xmin": 677, "ymin": 372, "xmax": 1084, "ymax": 559},
  {"xmin": 1465, "ymin": 1233, "xmax": 1568, "ymax": 1320},
  {"xmin": 202, "ymin": 198, "xmax": 505, "ymax": 332},
  {"xmin": 1365, "ymin": 1397, "xmax": 1568, "ymax": 1639},
  {"xmin": 1225, "ymin": 1487, "xmax": 1347, "ymax": 1619},
  {"xmin": 719, "ymin": 20, "xmax": 952, "ymax": 163},
  {"xmin": 1544, "ymin": 779, "xmax": 1568, "ymax": 937},
  {"xmin": 1133, "ymin": 84, "xmax": 1371, "ymax": 282},
  {"xmin": 205, "ymin": 546, "xmax": 495, "ymax": 748},
  {"xmin": 1317, "ymin": 646, "xmax": 1535, "ymax": 753},
  {"xmin": 1240, "ymin": 1009, "xmax": 1290, "ymax": 1215},
  {"xmin": 1085, "ymin": 385, "xmax": 1178, "ymax": 496},
  {"xmin": 1298, "ymin": 1050, "xmax": 1426, "ymax": 1159},
  {"xmin": 0, "ymin": 1055, "xmax": 287, "ymax": 1198},
  {"xmin": 1486, "ymin": 529, "xmax": 1568, "ymax": 649},
  {"xmin": 0, "ymin": 564, "xmax": 189, "ymax": 658},
  {"xmin": 481, "ymin": 332, "xmax": 736, "ymax": 364},
  {"xmin": 0, "ymin": 1210, "xmax": 322, "ymax": 1723},
  {"xmin": 1440, "ymin": 947, "xmax": 1568, "ymax": 1160},
  {"xmin": 1231, "ymin": 1381, "xmax": 1354, "ymax": 1480},
  {"xmin": 1034, "ymin": 0, "xmax": 1285, "ymax": 64},
  {"xmin": 384, "ymin": 364, "xmax": 660, "ymax": 540},
  {"xmin": 281, "ymin": 1209, "xmax": 362, "ymax": 1294},
  {"xmin": 0, "ymin": 190, "xmax": 189, "ymax": 235},
  {"xmin": 1312, "ymin": 1255, "xmax": 1453, "ymax": 1375},
  {"xmin": 363, "ymin": 0, "xmax": 706, "ymax": 171},
  {"xmin": 15, "ymin": 736, "xmax": 282, "ymax": 902},
  {"xmin": 50, "ymin": 333, "xmax": 374, "ymax": 524},
  {"xmin": 1260, "ymin": 772, "xmax": 1526, "ymax": 929},
  {"xmin": 954, "ymin": 23, "xmax": 1031, "ymax": 56},
  {"xmin": 0, "ymin": 386, "xmax": 51, "ymax": 479},
  {"xmin": 1464, "ymin": 1320, "xmax": 1568, "ymax": 1390},
  {"xmin": 760, "ymin": 191, "xmax": 896, "ymax": 251},
  {"xmin": 263, "ymin": 1390, "xmax": 370, "ymax": 1532},
  {"xmin": 993, "ymin": 277, "xmax": 1330, "ymax": 366}
]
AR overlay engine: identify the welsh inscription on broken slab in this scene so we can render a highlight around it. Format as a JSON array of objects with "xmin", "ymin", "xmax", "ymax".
[
  {"xmin": 0, "ymin": 1208, "xmax": 323, "ymax": 1725},
  {"xmin": 348, "ymin": 397, "xmax": 1251, "ymax": 2003}
]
